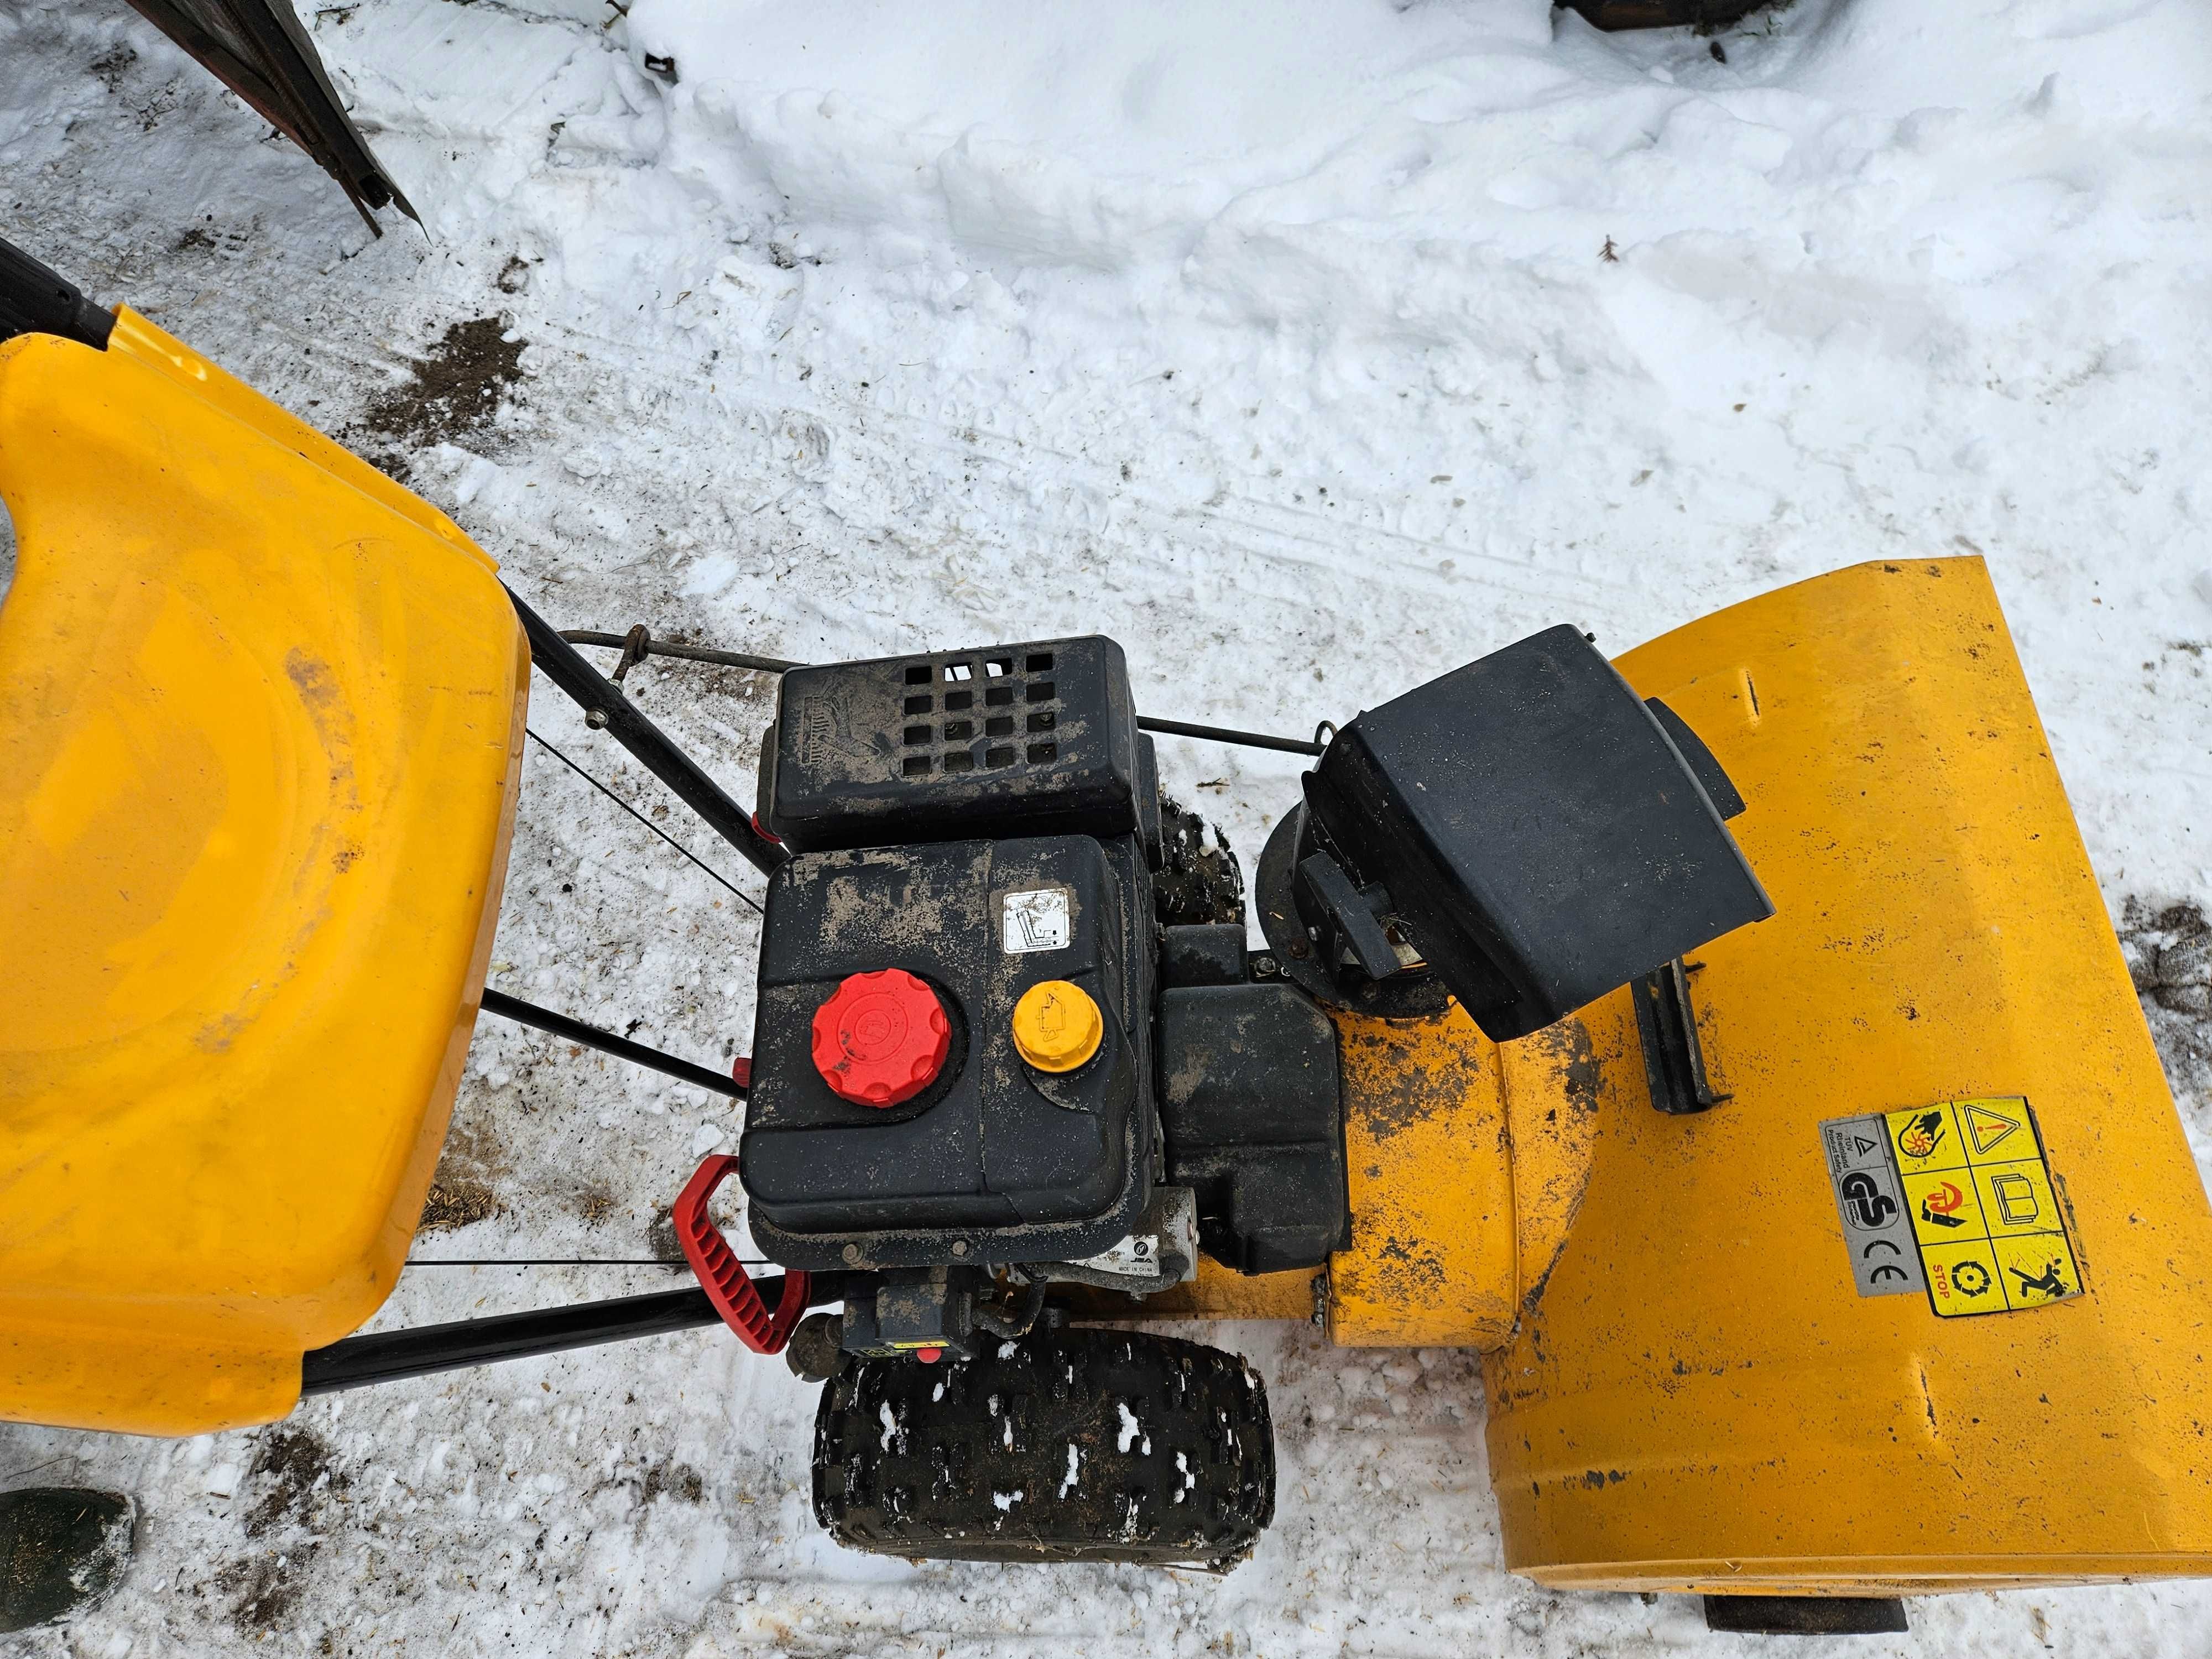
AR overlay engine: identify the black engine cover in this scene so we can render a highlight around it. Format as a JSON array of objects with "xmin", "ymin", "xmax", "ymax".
[
  {"xmin": 1301, "ymin": 624, "xmax": 1771, "ymax": 1040},
  {"xmin": 760, "ymin": 636, "xmax": 1160, "ymax": 861},
  {"xmin": 743, "ymin": 834, "xmax": 1154, "ymax": 1270},
  {"xmin": 1156, "ymin": 927, "xmax": 1349, "ymax": 1274}
]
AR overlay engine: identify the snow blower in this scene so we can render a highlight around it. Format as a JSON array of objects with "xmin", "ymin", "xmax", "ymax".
[{"xmin": 6, "ymin": 237, "xmax": 2210, "ymax": 1631}]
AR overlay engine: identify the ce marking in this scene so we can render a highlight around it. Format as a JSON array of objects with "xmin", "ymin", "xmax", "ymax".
[{"xmin": 1860, "ymin": 1237, "xmax": 1911, "ymax": 1285}]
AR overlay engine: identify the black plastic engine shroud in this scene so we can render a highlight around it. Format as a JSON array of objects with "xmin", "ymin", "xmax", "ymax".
[
  {"xmin": 743, "ymin": 625, "xmax": 1760, "ymax": 1286},
  {"xmin": 743, "ymin": 833, "xmax": 1156, "ymax": 1271}
]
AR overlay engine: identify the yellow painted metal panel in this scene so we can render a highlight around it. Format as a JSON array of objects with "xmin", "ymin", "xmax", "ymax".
[
  {"xmin": 1481, "ymin": 558, "xmax": 2212, "ymax": 1592},
  {"xmin": 1326, "ymin": 1007, "xmax": 1517, "ymax": 1347},
  {"xmin": 1496, "ymin": 1010, "xmax": 1614, "ymax": 1328},
  {"xmin": 0, "ymin": 327, "xmax": 525, "ymax": 1436}
]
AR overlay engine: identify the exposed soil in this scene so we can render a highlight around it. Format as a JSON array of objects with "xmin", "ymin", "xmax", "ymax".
[
  {"xmin": 88, "ymin": 45, "xmax": 134, "ymax": 93},
  {"xmin": 356, "ymin": 317, "xmax": 526, "ymax": 469},
  {"xmin": 196, "ymin": 1427, "xmax": 352, "ymax": 1636},
  {"xmin": 639, "ymin": 1460, "xmax": 705, "ymax": 1505},
  {"xmin": 213, "ymin": 1551, "xmax": 307, "ymax": 1634},
  {"xmin": 418, "ymin": 1112, "xmax": 508, "ymax": 1233},
  {"xmin": 572, "ymin": 1183, "xmax": 617, "ymax": 1226},
  {"xmin": 418, "ymin": 1176, "xmax": 500, "ymax": 1231},
  {"xmin": 242, "ymin": 1426, "xmax": 348, "ymax": 1541},
  {"xmin": 2119, "ymin": 897, "xmax": 2211, "ymax": 1102}
]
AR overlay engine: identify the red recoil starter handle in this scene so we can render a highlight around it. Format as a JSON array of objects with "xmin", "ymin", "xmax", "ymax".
[{"xmin": 674, "ymin": 1153, "xmax": 810, "ymax": 1354}]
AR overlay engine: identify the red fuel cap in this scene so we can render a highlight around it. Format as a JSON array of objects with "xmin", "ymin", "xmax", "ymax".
[{"xmin": 811, "ymin": 969, "xmax": 952, "ymax": 1107}]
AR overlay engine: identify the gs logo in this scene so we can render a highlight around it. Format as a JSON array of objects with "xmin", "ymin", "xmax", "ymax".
[{"xmin": 1839, "ymin": 1170, "xmax": 1899, "ymax": 1229}]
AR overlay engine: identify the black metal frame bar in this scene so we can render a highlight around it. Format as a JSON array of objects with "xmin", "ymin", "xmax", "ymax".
[
  {"xmin": 507, "ymin": 588, "xmax": 786, "ymax": 876},
  {"xmin": 559, "ymin": 628, "xmax": 800, "ymax": 675},
  {"xmin": 0, "ymin": 234, "xmax": 116, "ymax": 349},
  {"xmin": 478, "ymin": 988, "xmax": 744, "ymax": 1098},
  {"xmin": 300, "ymin": 1275, "xmax": 850, "ymax": 1394}
]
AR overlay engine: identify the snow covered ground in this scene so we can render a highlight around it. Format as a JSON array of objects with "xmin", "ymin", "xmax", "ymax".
[{"xmin": 4, "ymin": 0, "xmax": 2212, "ymax": 1651}]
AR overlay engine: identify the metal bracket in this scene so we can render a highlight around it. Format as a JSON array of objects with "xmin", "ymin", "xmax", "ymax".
[
  {"xmin": 1703, "ymin": 1596, "xmax": 1908, "ymax": 1636},
  {"xmin": 1635, "ymin": 957, "xmax": 1730, "ymax": 1115}
]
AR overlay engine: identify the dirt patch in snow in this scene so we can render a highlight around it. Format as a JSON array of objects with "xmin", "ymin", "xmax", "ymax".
[
  {"xmin": 201, "ymin": 1428, "xmax": 351, "ymax": 1637},
  {"xmin": 242, "ymin": 1425, "xmax": 349, "ymax": 1541},
  {"xmin": 2120, "ymin": 897, "xmax": 2211, "ymax": 1102},
  {"xmin": 212, "ymin": 1550, "xmax": 307, "ymax": 1634},
  {"xmin": 639, "ymin": 1460, "xmax": 705, "ymax": 1504},
  {"xmin": 88, "ymin": 44, "xmax": 135, "ymax": 93},
  {"xmin": 645, "ymin": 1207, "xmax": 682, "ymax": 1264},
  {"xmin": 418, "ymin": 1176, "xmax": 500, "ymax": 1231},
  {"xmin": 572, "ymin": 1182, "xmax": 618, "ymax": 1225},
  {"xmin": 356, "ymin": 317, "xmax": 525, "ymax": 471},
  {"xmin": 418, "ymin": 1113, "xmax": 508, "ymax": 1233}
]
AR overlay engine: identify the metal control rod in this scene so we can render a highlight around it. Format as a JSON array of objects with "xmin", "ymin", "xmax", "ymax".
[
  {"xmin": 300, "ymin": 1276, "xmax": 850, "ymax": 1394},
  {"xmin": 1133, "ymin": 714, "xmax": 1325, "ymax": 758},
  {"xmin": 560, "ymin": 624, "xmax": 1330, "ymax": 758},
  {"xmin": 478, "ymin": 988, "xmax": 744, "ymax": 1098},
  {"xmin": 508, "ymin": 588, "xmax": 786, "ymax": 876},
  {"xmin": 559, "ymin": 628, "xmax": 800, "ymax": 675}
]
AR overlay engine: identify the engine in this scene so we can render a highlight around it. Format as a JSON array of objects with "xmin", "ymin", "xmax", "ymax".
[{"xmin": 743, "ymin": 629, "xmax": 1766, "ymax": 1366}]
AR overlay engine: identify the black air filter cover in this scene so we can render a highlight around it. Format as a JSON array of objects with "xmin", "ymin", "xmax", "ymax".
[
  {"xmin": 1301, "ymin": 625, "xmax": 1771, "ymax": 1041},
  {"xmin": 763, "ymin": 636, "xmax": 1159, "ymax": 860}
]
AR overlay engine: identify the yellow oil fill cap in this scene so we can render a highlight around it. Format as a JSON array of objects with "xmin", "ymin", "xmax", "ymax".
[{"xmin": 1011, "ymin": 980, "xmax": 1103, "ymax": 1072}]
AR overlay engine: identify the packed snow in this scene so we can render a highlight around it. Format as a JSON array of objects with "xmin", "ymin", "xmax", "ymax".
[{"xmin": 3, "ymin": 0, "xmax": 2211, "ymax": 1653}]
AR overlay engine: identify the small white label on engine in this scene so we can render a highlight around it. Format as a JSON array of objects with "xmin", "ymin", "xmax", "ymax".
[
  {"xmin": 1087, "ymin": 1234, "xmax": 1159, "ymax": 1275},
  {"xmin": 1002, "ymin": 888, "xmax": 1071, "ymax": 952}
]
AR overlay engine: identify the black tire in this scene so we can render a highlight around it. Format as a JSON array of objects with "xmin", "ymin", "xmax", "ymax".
[
  {"xmin": 0, "ymin": 1489, "xmax": 134, "ymax": 1634},
  {"xmin": 812, "ymin": 1326, "xmax": 1274, "ymax": 1568}
]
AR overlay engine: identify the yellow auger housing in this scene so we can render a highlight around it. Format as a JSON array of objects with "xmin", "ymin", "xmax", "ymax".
[
  {"xmin": 1146, "ymin": 556, "xmax": 2212, "ymax": 1592},
  {"xmin": 1482, "ymin": 558, "xmax": 2212, "ymax": 1592},
  {"xmin": 3, "ymin": 265, "xmax": 2208, "ymax": 1604}
]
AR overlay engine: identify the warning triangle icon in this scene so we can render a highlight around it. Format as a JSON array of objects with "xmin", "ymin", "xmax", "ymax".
[{"xmin": 1963, "ymin": 1102, "xmax": 2021, "ymax": 1157}]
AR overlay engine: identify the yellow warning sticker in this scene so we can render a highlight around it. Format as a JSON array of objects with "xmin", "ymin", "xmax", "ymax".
[
  {"xmin": 1921, "ymin": 1238, "xmax": 2004, "ymax": 1316},
  {"xmin": 1900, "ymin": 1168, "xmax": 1987, "ymax": 1247},
  {"xmin": 1881, "ymin": 1097, "xmax": 2081, "ymax": 1318},
  {"xmin": 1971, "ymin": 1158, "xmax": 2059, "ymax": 1239},
  {"xmin": 1961, "ymin": 1099, "xmax": 2024, "ymax": 1159},
  {"xmin": 1990, "ymin": 1232, "xmax": 2080, "ymax": 1309},
  {"xmin": 1885, "ymin": 1103, "xmax": 1966, "ymax": 1176}
]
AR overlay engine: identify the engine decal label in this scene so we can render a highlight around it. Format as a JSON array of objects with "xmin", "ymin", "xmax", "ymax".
[
  {"xmin": 1000, "ymin": 888, "xmax": 1071, "ymax": 952},
  {"xmin": 1821, "ymin": 1099, "xmax": 2082, "ymax": 1316}
]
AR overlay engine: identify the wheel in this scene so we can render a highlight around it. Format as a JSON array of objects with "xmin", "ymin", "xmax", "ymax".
[
  {"xmin": 811, "ymin": 1325, "xmax": 1275, "ymax": 1568},
  {"xmin": 0, "ymin": 1489, "xmax": 134, "ymax": 1634}
]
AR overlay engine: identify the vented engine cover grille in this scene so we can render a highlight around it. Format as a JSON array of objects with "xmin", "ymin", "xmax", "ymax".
[{"xmin": 760, "ymin": 636, "xmax": 1159, "ymax": 860}]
